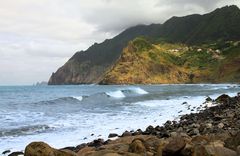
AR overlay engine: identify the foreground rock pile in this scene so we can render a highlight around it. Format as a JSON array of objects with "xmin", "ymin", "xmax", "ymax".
[{"xmin": 9, "ymin": 93, "xmax": 240, "ymax": 156}]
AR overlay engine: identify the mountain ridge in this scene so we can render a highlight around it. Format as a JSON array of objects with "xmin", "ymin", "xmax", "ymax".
[{"xmin": 48, "ymin": 5, "xmax": 240, "ymax": 85}]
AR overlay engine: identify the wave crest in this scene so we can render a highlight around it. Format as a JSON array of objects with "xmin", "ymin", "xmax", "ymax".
[
  {"xmin": 127, "ymin": 87, "xmax": 148, "ymax": 94},
  {"xmin": 0, "ymin": 125, "xmax": 51, "ymax": 137},
  {"xmin": 105, "ymin": 90, "xmax": 125, "ymax": 98}
]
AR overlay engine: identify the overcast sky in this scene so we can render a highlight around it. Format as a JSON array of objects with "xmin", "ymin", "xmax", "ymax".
[{"xmin": 0, "ymin": 0, "xmax": 239, "ymax": 85}]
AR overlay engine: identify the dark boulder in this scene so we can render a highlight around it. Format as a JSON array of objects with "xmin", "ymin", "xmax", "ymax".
[
  {"xmin": 2, "ymin": 150, "xmax": 11, "ymax": 155},
  {"xmin": 88, "ymin": 139, "xmax": 105, "ymax": 148},
  {"xmin": 216, "ymin": 94, "xmax": 231, "ymax": 104},
  {"xmin": 206, "ymin": 96, "xmax": 213, "ymax": 102},
  {"xmin": 108, "ymin": 133, "xmax": 118, "ymax": 138},
  {"xmin": 8, "ymin": 151, "xmax": 24, "ymax": 156}
]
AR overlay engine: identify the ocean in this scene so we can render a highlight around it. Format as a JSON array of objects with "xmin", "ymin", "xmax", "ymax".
[{"xmin": 0, "ymin": 84, "xmax": 239, "ymax": 153}]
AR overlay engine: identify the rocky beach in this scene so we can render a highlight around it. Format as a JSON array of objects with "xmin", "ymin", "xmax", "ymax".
[
  {"xmin": 1, "ymin": 2, "xmax": 240, "ymax": 156},
  {"xmin": 4, "ymin": 92, "xmax": 240, "ymax": 156}
]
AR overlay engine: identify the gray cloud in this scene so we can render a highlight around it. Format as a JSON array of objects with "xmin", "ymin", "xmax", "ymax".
[{"xmin": 0, "ymin": 0, "xmax": 239, "ymax": 85}]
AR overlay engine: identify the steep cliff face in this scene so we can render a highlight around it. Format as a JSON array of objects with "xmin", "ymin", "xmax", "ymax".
[
  {"xmin": 49, "ymin": 5, "xmax": 240, "ymax": 85},
  {"xmin": 48, "ymin": 25, "xmax": 161, "ymax": 85},
  {"xmin": 100, "ymin": 38, "xmax": 190, "ymax": 84},
  {"xmin": 48, "ymin": 60, "xmax": 110, "ymax": 84},
  {"xmin": 100, "ymin": 38, "xmax": 240, "ymax": 84}
]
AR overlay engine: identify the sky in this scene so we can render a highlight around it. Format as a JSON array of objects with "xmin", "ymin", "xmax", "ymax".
[{"xmin": 0, "ymin": 0, "xmax": 239, "ymax": 85}]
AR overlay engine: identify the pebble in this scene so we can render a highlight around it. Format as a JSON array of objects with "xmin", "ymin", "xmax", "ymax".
[
  {"xmin": 218, "ymin": 123, "xmax": 224, "ymax": 129},
  {"xmin": 206, "ymin": 123, "xmax": 213, "ymax": 129}
]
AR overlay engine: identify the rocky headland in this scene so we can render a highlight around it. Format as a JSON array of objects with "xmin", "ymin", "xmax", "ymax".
[
  {"xmin": 48, "ymin": 5, "xmax": 240, "ymax": 85},
  {"xmin": 5, "ymin": 92, "xmax": 240, "ymax": 156}
]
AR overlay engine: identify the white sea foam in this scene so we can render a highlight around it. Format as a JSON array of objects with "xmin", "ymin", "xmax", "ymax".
[
  {"xmin": 72, "ymin": 96, "xmax": 83, "ymax": 101},
  {"xmin": 134, "ymin": 100, "xmax": 164, "ymax": 107},
  {"xmin": 1, "ymin": 85, "xmax": 239, "ymax": 154},
  {"xmin": 133, "ymin": 95, "xmax": 211, "ymax": 121},
  {"xmin": 129, "ymin": 87, "xmax": 148, "ymax": 94},
  {"xmin": 208, "ymin": 92, "xmax": 238, "ymax": 99},
  {"xmin": 204, "ymin": 101, "xmax": 218, "ymax": 108},
  {"xmin": 105, "ymin": 90, "xmax": 125, "ymax": 98}
]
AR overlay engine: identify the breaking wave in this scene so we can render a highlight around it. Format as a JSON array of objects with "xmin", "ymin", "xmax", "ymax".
[
  {"xmin": 0, "ymin": 125, "xmax": 51, "ymax": 137},
  {"xmin": 105, "ymin": 90, "xmax": 125, "ymax": 98}
]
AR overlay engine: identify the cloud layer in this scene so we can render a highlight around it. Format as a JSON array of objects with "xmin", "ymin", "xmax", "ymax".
[{"xmin": 0, "ymin": 0, "xmax": 239, "ymax": 85}]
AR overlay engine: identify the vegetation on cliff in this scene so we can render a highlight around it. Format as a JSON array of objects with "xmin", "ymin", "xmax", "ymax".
[
  {"xmin": 48, "ymin": 5, "xmax": 240, "ymax": 85},
  {"xmin": 100, "ymin": 38, "xmax": 240, "ymax": 84}
]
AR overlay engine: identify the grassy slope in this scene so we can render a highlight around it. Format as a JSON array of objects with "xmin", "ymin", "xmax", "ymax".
[{"xmin": 101, "ymin": 38, "xmax": 240, "ymax": 84}]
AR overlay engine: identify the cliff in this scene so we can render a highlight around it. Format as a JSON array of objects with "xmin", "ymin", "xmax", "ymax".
[
  {"xmin": 48, "ymin": 5, "xmax": 240, "ymax": 85},
  {"xmin": 100, "ymin": 38, "xmax": 240, "ymax": 84}
]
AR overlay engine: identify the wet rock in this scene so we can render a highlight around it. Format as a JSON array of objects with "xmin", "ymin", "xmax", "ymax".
[
  {"xmin": 128, "ymin": 139, "xmax": 146, "ymax": 154},
  {"xmin": 88, "ymin": 139, "xmax": 105, "ymax": 148},
  {"xmin": 121, "ymin": 131, "xmax": 132, "ymax": 137},
  {"xmin": 104, "ymin": 139, "xmax": 111, "ymax": 145},
  {"xmin": 145, "ymin": 125, "xmax": 154, "ymax": 133},
  {"xmin": 61, "ymin": 147, "xmax": 76, "ymax": 152},
  {"xmin": 178, "ymin": 110, "xmax": 183, "ymax": 113},
  {"xmin": 75, "ymin": 143, "xmax": 87, "ymax": 152},
  {"xmin": 8, "ymin": 151, "xmax": 24, "ymax": 156},
  {"xmin": 133, "ymin": 129, "xmax": 142, "ymax": 136},
  {"xmin": 2, "ymin": 150, "xmax": 11, "ymax": 155},
  {"xmin": 163, "ymin": 136, "xmax": 186, "ymax": 155},
  {"xmin": 172, "ymin": 121, "xmax": 177, "ymax": 125},
  {"xmin": 130, "ymin": 130, "xmax": 135, "ymax": 133},
  {"xmin": 216, "ymin": 94, "xmax": 231, "ymax": 104},
  {"xmin": 206, "ymin": 96, "xmax": 212, "ymax": 102},
  {"xmin": 108, "ymin": 133, "xmax": 118, "ymax": 138},
  {"xmin": 182, "ymin": 102, "xmax": 188, "ymax": 105}
]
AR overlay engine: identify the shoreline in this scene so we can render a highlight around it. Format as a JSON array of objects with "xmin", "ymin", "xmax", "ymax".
[{"xmin": 4, "ymin": 92, "xmax": 240, "ymax": 156}]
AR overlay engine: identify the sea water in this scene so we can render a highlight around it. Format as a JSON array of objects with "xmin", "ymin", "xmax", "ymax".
[{"xmin": 0, "ymin": 84, "xmax": 239, "ymax": 153}]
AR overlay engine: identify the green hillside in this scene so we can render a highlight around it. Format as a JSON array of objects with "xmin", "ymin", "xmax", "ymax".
[
  {"xmin": 100, "ymin": 38, "xmax": 240, "ymax": 84},
  {"xmin": 48, "ymin": 5, "xmax": 240, "ymax": 85}
]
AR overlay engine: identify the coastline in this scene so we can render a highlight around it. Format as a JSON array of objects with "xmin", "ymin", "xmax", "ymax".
[{"xmin": 5, "ymin": 92, "xmax": 240, "ymax": 156}]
